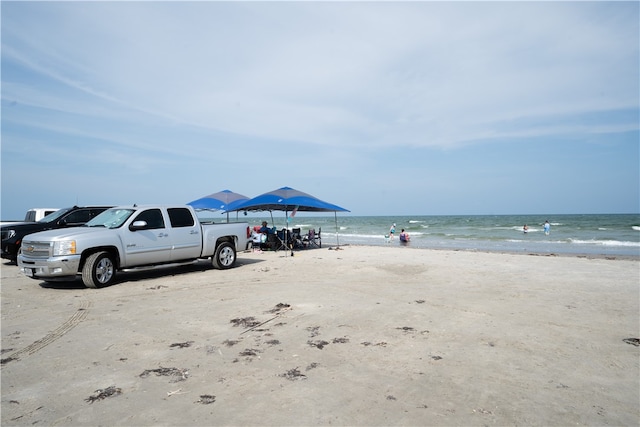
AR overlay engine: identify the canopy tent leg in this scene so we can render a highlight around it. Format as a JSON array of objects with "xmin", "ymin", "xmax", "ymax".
[{"xmin": 335, "ymin": 211, "xmax": 340, "ymax": 248}]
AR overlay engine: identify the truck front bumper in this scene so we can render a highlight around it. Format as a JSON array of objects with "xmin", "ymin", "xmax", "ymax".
[
  {"xmin": 17, "ymin": 254, "xmax": 81, "ymax": 281},
  {"xmin": 1, "ymin": 243, "xmax": 18, "ymax": 261}
]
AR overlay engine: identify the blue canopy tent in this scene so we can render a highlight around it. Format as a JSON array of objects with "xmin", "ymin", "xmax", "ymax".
[
  {"xmin": 187, "ymin": 189, "xmax": 249, "ymax": 222},
  {"xmin": 225, "ymin": 186, "xmax": 349, "ymax": 249}
]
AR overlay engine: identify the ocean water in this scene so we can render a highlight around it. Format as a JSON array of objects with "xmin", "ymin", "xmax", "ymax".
[{"xmin": 281, "ymin": 214, "xmax": 640, "ymax": 257}]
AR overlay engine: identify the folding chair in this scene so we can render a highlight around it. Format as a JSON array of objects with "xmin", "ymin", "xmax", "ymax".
[
  {"xmin": 291, "ymin": 228, "xmax": 304, "ymax": 250},
  {"xmin": 306, "ymin": 228, "xmax": 322, "ymax": 249},
  {"xmin": 272, "ymin": 229, "xmax": 289, "ymax": 252},
  {"xmin": 262, "ymin": 233, "xmax": 282, "ymax": 251},
  {"xmin": 314, "ymin": 227, "xmax": 322, "ymax": 248}
]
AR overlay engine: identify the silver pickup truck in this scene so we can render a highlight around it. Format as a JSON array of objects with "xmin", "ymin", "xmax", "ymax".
[{"xmin": 17, "ymin": 205, "xmax": 250, "ymax": 288}]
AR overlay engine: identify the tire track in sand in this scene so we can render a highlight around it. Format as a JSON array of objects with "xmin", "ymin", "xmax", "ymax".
[{"xmin": 1, "ymin": 299, "xmax": 92, "ymax": 364}]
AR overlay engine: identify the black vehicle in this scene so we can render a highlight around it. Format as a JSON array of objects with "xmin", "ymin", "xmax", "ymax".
[{"xmin": 1, "ymin": 206, "xmax": 111, "ymax": 263}]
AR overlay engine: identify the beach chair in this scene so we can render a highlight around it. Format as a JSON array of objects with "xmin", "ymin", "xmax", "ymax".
[
  {"xmin": 307, "ymin": 228, "xmax": 322, "ymax": 249},
  {"xmin": 262, "ymin": 233, "xmax": 283, "ymax": 251},
  {"xmin": 291, "ymin": 228, "xmax": 305, "ymax": 250},
  {"xmin": 271, "ymin": 229, "xmax": 289, "ymax": 252}
]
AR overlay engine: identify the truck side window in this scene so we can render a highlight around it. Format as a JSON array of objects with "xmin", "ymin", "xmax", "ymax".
[
  {"xmin": 133, "ymin": 209, "xmax": 165, "ymax": 230},
  {"xmin": 168, "ymin": 208, "xmax": 195, "ymax": 228},
  {"xmin": 63, "ymin": 210, "xmax": 92, "ymax": 225}
]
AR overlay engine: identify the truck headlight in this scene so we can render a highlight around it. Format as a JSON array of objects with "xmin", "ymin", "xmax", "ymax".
[
  {"xmin": 1, "ymin": 229, "xmax": 16, "ymax": 241},
  {"xmin": 53, "ymin": 240, "xmax": 76, "ymax": 256}
]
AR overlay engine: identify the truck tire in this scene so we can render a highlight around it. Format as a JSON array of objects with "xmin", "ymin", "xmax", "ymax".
[
  {"xmin": 212, "ymin": 242, "xmax": 236, "ymax": 270},
  {"xmin": 82, "ymin": 251, "xmax": 116, "ymax": 288}
]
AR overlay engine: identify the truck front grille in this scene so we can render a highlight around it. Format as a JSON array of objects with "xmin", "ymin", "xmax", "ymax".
[{"xmin": 20, "ymin": 240, "xmax": 52, "ymax": 258}]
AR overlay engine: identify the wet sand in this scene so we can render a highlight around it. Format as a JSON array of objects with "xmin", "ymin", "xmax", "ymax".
[{"xmin": 1, "ymin": 246, "xmax": 638, "ymax": 426}]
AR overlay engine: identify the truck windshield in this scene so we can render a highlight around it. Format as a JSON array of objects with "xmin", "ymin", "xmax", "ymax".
[
  {"xmin": 37, "ymin": 207, "xmax": 73, "ymax": 224},
  {"xmin": 85, "ymin": 208, "xmax": 135, "ymax": 229}
]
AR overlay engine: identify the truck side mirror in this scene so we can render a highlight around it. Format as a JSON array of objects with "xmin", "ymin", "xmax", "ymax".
[{"xmin": 130, "ymin": 220, "xmax": 147, "ymax": 231}]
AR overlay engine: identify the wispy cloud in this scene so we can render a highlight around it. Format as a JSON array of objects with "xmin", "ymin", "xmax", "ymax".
[{"xmin": 5, "ymin": 2, "xmax": 637, "ymax": 147}]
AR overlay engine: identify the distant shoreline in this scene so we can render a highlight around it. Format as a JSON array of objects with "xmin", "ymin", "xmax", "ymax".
[{"xmin": 331, "ymin": 243, "xmax": 640, "ymax": 261}]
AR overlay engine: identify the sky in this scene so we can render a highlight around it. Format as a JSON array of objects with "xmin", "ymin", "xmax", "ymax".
[{"xmin": 1, "ymin": 1, "xmax": 639, "ymax": 219}]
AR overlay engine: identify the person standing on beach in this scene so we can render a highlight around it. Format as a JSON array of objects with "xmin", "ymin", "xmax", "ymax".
[
  {"xmin": 543, "ymin": 220, "xmax": 550, "ymax": 235},
  {"xmin": 389, "ymin": 223, "xmax": 396, "ymax": 240}
]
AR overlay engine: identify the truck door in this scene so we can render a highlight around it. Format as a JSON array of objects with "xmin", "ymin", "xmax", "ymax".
[
  {"xmin": 167, "ymin": 207, "xmax": 202, "ymax": 261},
  {"xmin": 125, "ymin": 208, "xmax": 172, "ymax": 265}
]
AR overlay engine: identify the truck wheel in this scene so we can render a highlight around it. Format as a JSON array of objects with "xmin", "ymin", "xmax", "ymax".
[
  {"xmin": 82, "ymin": 251, "xmax": 116, "ymax": 288},
  {"xmin": 212, "ymin": 242, "xmax": 236, "ymax": 270}
]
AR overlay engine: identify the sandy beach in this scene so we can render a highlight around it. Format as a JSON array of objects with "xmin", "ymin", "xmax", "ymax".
[{"xmin": 1, "ymin": 245, "xmax": 638, "ymax": 426}]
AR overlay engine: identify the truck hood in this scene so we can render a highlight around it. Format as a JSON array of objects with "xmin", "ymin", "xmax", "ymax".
[
  {"xmin": 22, "ymin": 226, "xmax": 114, "ymax": 242},
  {"xmin": 0, "ymin": 221, "xmax": 30, "ymax": 227},
  {"xmin": 2, "ymin": 222, "xmax": 48, "ymax": 233}
]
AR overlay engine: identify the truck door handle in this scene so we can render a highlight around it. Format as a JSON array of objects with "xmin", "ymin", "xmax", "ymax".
[
  {"xmin": 190, "ymin": 230, "xmax": 199, "ymax": 235},
  {"xmin": 158, "ymin": 233, "xmax": 168, "ymax": 238}
]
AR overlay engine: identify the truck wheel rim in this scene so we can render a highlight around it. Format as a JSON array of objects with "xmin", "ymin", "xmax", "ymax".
[
  {"xmin": 96, "ymin": 258, "xmax": 114, "ymax": 283},
  {"xmin": 219, "ymin": 247, "xmax": 234, "ymax": 266}
]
